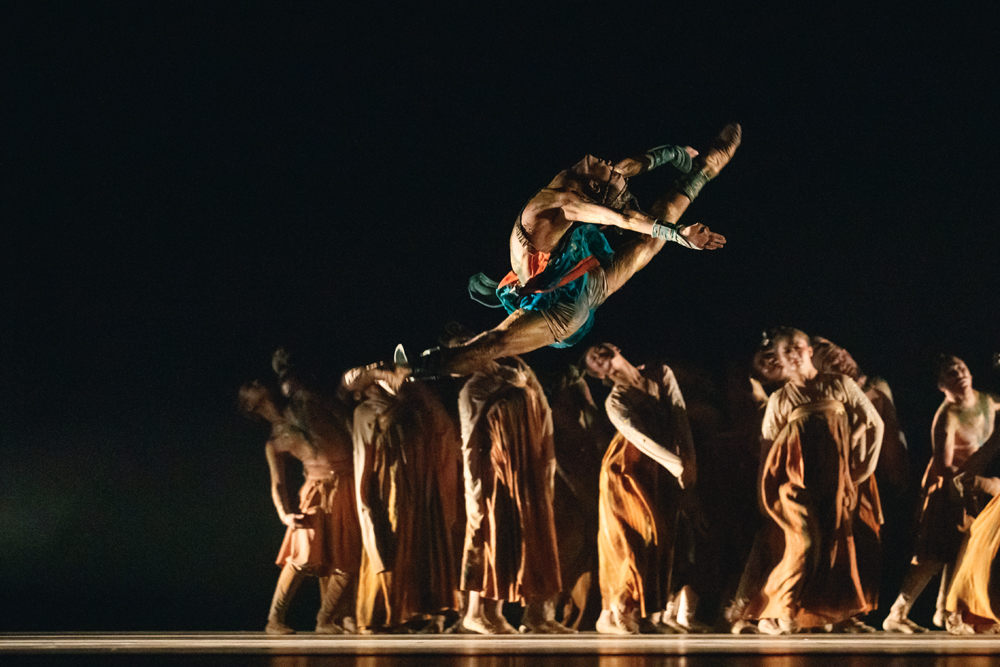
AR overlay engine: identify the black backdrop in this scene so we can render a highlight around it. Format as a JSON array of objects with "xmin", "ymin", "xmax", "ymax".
[{"xmin": 3, "ymin": 2, "xmax": 999, "ymax": 630}]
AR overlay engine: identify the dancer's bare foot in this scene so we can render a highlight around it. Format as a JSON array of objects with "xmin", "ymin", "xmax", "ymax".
[
  {"xmin": 521, "ymin": 619, "xmax": 576, "ymax": 634},
  {"xmin": 730, "ymin": 619, "xmax": 760, "ymax": 634},
  {"xmin": 521, "ymin": 598, "xmax": 576, "ymax": 634},
  {"xmin": 699, "ymin": 123, "xmax": 742, "ymax": 178},
  {"xmin": 882, "ymin": 612, "xmax": 928, "ymax": 633},
  {"xmin": 596, "ymin": 609, "xmax": 639, "ymax": 635},
  {"xmin": 314, "ymin": 622, "xmax": 347, "ymax": 634},
  {"xmin": 758, "ymin": 617, "xmax": 799, "ymax": 635},
  {"xmin": 946, "ymin": 612, "xmax": 977, "ymax": 635},
  {"xmin": 831, "ymin": 617, "xmax": 877, "ymax": 633},
  {"xmin": 265, "ymin": 620, "xmax": 295, "ymax": 635},
  {"xmin": 462, "ymin": 614, "xmax": 518, "ymax": 635},
  {"xmin": 676, "ymin": 617, "xmax": 713, "ymax": 634}
]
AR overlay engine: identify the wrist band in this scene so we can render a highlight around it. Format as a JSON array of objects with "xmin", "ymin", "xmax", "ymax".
[{"xmin": 651, "ymin": 221, "xmax": 683, "ymax": 243}]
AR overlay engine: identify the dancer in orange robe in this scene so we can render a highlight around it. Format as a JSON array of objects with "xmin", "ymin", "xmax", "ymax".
[
  {"xmin": 458, "ymin": 356, "xmax": 572, "ymax": 634},
  {"xmin": 348, "ymin": 369, "xmax": 461, "ymax": 633},
  {"xmin": 583, "ymin": 343, "xmax": 696, "ymax": 634}
]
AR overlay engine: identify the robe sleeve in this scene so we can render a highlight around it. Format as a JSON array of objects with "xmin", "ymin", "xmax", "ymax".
[
  {"xmin": 843, "ymin": 375, "xmax": 884, "ymax": 483},
  {"xmin": 760, "ymin": 390, "xmax": 784, "ymax": 450},
  {"xmin": 606, "ymin": 383, "xmax": 684, "ymax": 477},
  {"xmin": 660, "ymin": 365, "xmax": 696, "ymax": 464}
]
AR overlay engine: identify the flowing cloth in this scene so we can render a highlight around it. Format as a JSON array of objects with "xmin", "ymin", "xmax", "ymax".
[
  {"xmin": 853, "ymin": 475, "xmax": 884, "ymax": 610},
  {"xmin": 550, "ymin": 373, "xmax": 613, "ymax": 628},
  {"xmin": 353, "ymin": 382, "xmax": 460, "ymax": 627},
  {"xmin": 275, "ymin": 461, "xmax": 362, "ymax": 578},
  {"xmin": 597, "ymin": 364, "xmax": 690, "ymax": 619},
  {"xmin": 459, "ymin": 357, "xmax": 562, "ymax": 602},
  {"xmin": 490, "ymin": 155, "xmax": 623, "ymax": 348},
  {"xmin": 744, "ymin": 375, "xmax": 882, "ymax": 626},
  {"xmin": 598, "ymin": 433, "xmax": 678, "ymax": 618},
  {"xmin": 946, "ymin": 493, "xmax": 1000, "ymax": 624}
]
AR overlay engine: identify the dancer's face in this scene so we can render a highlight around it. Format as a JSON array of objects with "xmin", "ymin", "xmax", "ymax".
[
  {"xmin": 584, "ymin": 344, "xmax": 618, "ymax": 379},
  {"xmin": 938, "ymin": 357, "xmax": 972, "ymax": 395},
  {"xmin": 775, "ymin": 333, "xmax": 813, "ymax": 376},
  {"xmin": 752, "ymin": 348, "xmax": 785, "ymax": 383}
]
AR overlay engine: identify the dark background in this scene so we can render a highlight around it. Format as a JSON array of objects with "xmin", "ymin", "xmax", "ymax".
[{"xmin": 2, "ymin": 2, "xmax": 999, "ymax": 631}]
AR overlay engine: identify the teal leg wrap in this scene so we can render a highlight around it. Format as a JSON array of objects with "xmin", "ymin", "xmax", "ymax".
[{"xmin": 677, "ymin": 169, "xmax": 711, "ymax": 202}]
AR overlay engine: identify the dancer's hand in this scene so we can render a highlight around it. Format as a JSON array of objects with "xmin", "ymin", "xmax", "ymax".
[
  {"xmin": 282, "ymin": 513, "xmax": 306, "ymax": 529},
  {"xmin": 680, "ymin": 223, "xmax": 726, "ymax": 250}
]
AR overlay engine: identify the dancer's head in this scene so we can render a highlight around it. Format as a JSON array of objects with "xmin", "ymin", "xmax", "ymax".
[
  {"xmin": 935, "ymin": 354, "xmax": 972, "ymax": 397},
  {"xmin": 768, "ymin": 327, "xmax": 815, "ymax": 378},
  {"xmin": 751, "ymin": 345, "xmax": 785, "ymax": 385},
  {"xmin": 582, "ymin": 343, "xmax": 621, "ymax": 380},
  {"xmin": 238, "ymin": 379, "xmax": 283, "ymax": 423},
  {"xmin": 560, "ymin": 155, "xmax": 634, "ymax": 210},
  {"xmin": 811, "ymin": 336, "xmax": 860, "ymax": 380}
]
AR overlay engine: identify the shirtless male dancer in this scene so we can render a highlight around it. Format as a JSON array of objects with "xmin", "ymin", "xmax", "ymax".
[
  {"xmin": 883, "ymin": 355, "xmax": 1000, "ymax": 632},
  {"xmin": 239, "ymin": 380, "xmax": 362, "ymax": 635},
  {"xmin": 402, "ymin": 123, "xmax": 741, "ymax": 378}
]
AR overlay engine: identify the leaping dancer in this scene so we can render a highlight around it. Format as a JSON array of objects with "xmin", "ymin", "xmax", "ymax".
[{"xmin": 400, "ymin": 123, "xmax": 741, "ymax": 378}]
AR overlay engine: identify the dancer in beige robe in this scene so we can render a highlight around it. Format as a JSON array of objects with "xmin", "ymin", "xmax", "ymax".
[
  {"xmin": 584, "ymin": 343, "xmax": 696, "ymax": 634},
  {"xmin": 742, "ymin": 328, "xmax": 883, "ymax": 634},
  {"xmin": 944, "ymin": 410, "xmax": 1000, "ymax": 633}
]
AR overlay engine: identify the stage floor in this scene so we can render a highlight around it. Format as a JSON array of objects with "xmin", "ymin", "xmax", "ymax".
[{"xmin": 3, "ymin": 632, "xmax": 1000, "ymax": 666}]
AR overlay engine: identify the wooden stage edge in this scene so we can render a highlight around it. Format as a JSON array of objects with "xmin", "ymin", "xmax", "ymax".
[{"xmin": 2, "ymin": 632, "xmax": 1000, "ymax": 655}]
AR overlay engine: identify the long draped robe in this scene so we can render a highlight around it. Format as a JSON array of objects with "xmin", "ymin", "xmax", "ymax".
[
  {"xmin": 459, "ymin": 357, "xmax": 562, "ymax": 602},
  {"xmin": 597, "ymin": 364, "xmax": 693, "ymax": 619},
  {"xmin": 353, "ymin": 382, "xmax": 460, "ymax": 628},
  {"xmin": 745, "ymin": 373, "xmax": 883, "ymax": 626}
]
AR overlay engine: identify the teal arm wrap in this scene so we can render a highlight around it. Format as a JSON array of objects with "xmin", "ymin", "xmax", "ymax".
[
  {"xmin": 644, "ymin": 145, "xmax": 693, "ymax": 173},
  {"xmin": 651, "ymin": 221, "xmax": 683, "ymax": 243}
]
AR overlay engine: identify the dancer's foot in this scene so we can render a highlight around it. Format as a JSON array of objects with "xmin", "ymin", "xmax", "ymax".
[
  {"xmin": 730, "ymin": 619, "xmax": 760, "ymax": 634},
  {"xmin": 636, "ymin": 615, "xmax": 679, "ymax": 634},
  {"xmin": 831, "ymin": 616, "xmax": 877, "ymax": 633},
  {"xmin": 596, "ymin": 609, "xmax": 639, "ymax": 635},
  {"xmin": 676, "ymin": 617, "xmax": 713, "ymax": 634},
  {"xmin": 758, "ymin": 617, "xmax": 799, "ymax": 635},
  {"xmin": 265, "ymin": 620, "xmax": 295, "ymax": 635},
  {"xmin": 462, "ymin": 614, "xmax": 517, "ymax": 635},
  {"xmin": 882, "ymin": 612, "xmax": 928, "ymax": 634},
  {"xmin": 314, "ymin": 622, "xmax": 348, "ymax": 635},
  {"xmin": 933, "ymin": 608, "xmax": 947, "ymax": 628},
  {"xmin": 946, "ymin": 611, "xmax": 977, "ymax": 635},
  {"xmin": 521, "ymin": 619, "xmax": 576, "ymax": 634},
  {"xmin": 699, "ymin": 123, "xmax": 742, "ymax": 178}
]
